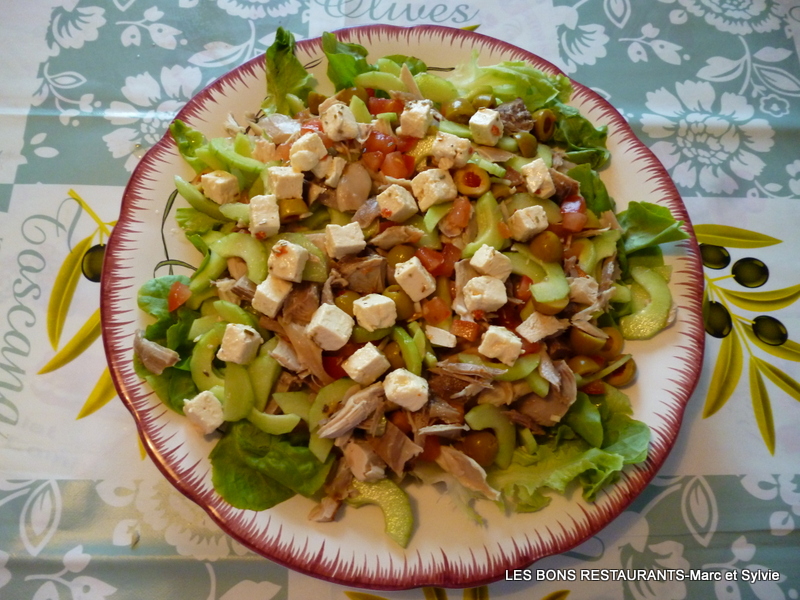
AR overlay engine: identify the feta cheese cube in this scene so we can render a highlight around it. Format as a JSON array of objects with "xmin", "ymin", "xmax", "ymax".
[
  {"xmin": 320, "ymin": 102, "xmax": 359, "ymax": 141},
  {"xmin": 394, "ymin": 256, "xmax": 436, "ymax": 302},
  {"xmin": 268, "ymin": 338, "xmax": 303, "ymax": 372},
  {"xmin": 201, "ymin": 170, "xmax": 239, "ymax": 204},
  {"xmin": 383, "ymin": 368, "xmax": 429, "ymax": 411},
  {"xmin": 411, "ymin": 168, "xmax": 457, "ymax": 211},
  {"xmin": 520, "ymin": 158, "xmax": 556, "ymax": 198},
  {"xmin": 508, "ymin": 205, "xmax": 549, "ymax": 242},
  {"xmin": 267, "ymin": 166, "xmax": 304, "ymax": 199},
  {"xmin": 268, "ymin": 239, "xmax": 309, "ymax": 283},
  {"xmin": 183, "ymin": 390, "xmax": 224, "ymax": 435},
  {"xmin": 306, "ymin": 303, "xmax": 354, "ymax": 351},
  {"xmin": 249, "ymin": 194, "xmax": 280, "ymax": 238},
  {"xmin": 311, "ymin": 155, "xmax": 347, "ymax": 187},
  {"xmin": 469, "ymin": 244, "xmax": 513, "ymax": 282},
  {"xmin": 324, "ymin": 222, "xmax": 366, "ymax": 259},
  {"xmin": 290, "ymin": 132, "xmax": 328, "ymax": 172},
  {"xmin": 425, "ymin": 325, "xmax": 457, "ymax": 348},
  {"xmin": 399, "ymin": 99, "xmax": 433, "ymax": 138},
  {"xmin": 431, "ymin": 131, "xmax": 472, "ymax": 169},
  {"xmin": 253, "ymin": 138, "xmax": 278, "ymax": 163},
  {"xmin": 252, "ymin": 274, "xmax": 293, "ymax": 318},
  {"xmin": 376, "ymin": 184, "xmax": 418, "ymax": 222},
  {"xmin": 462, "ymin": 275, "xmax": 507, "ymax": 313},
  {"xmin": 353, "ymin": 293, "xmax": 397, "ymax": 332},
  {"xmin": 516, "ymin": 312, "xmax": 569, "ymax": 344},
  {"xmin": 478, "ymin": 325, "xmax": 522, "ymax": 366},
  {"xmin": 216, "ymin": 323, "xmax": 263, "ymax": 364},
  {"xmin": 469, "ymin": 108, "xmax": 503, "ymax": 146},
  {"xmin": 343, "ymin": 343, "xmax": 391, "ymax": 385}
]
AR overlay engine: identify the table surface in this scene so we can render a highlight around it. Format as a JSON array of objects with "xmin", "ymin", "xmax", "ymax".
[{"xmin": 1, "ymin": 1, "xmax": 799, "ymax": 598}]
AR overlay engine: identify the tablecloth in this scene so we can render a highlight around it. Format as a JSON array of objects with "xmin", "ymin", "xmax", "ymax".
[{"xmin": 1, "ymin": 0, "xmax": 799, "ymax": 598}]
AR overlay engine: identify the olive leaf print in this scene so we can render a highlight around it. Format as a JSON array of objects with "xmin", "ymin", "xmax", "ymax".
[
  {"xmin": 345, "ymin": 588, "xmax": 564, "ymax": 600},
  {"xmin": 698, "ymin": 224, "xmax": 800, "ymax": 454},
  {"xmin": 40, "ymin": 190, "xmax": 117, "ymax": 419}
]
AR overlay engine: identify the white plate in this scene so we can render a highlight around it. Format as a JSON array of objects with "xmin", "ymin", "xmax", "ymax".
[{"xmin": 101, "ymin": 25, "xmax": 705, "ymax": 589}]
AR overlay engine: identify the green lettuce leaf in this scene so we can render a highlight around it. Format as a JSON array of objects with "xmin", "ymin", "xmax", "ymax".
[
  {"xmin": 563, "ymin": 392, "xmax": 603, "ymax": 448},
  {"xmin": 138, "ymin": 275, "xmax": 190, "ymax": 320},
  {"xmin": 618, "ymin": 201, "xmax": 689, "ymax": 255},
  {"xmin": 552, "ymin": 102, "xmax": 609, "ymax": 169},
  {"xmin": 567, "ymin": 163, "xmax": 614, "ymax": 214},
  {"xmin": 322, "ymin": 31, "xmax": 375, "ymax": 91},
  {"xmin": 602, "ymin": 413, "xmax": 651, "ymax": 464},
  {"xmin": 133, "ymin": 356, "xmax": 196, "ymax": 414},
  {"xmin": 175, "ymin": 207, "xmax": 223, "ymax": 236},
  {"xmin": 264, "ymin": 27, "xmax": 316, "ymax": 115},
  {"xmin": 169, "ymin": 120, "xmax": 208, "ymax": 174},
  {"xmin": 384, "ymin": 54, "xmax": 427, "ymax": 75}
]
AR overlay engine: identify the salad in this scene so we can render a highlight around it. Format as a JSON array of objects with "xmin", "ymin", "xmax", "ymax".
[{"xmin": 132, "ymin": 28, "xmax": 688, "ymax": 548}]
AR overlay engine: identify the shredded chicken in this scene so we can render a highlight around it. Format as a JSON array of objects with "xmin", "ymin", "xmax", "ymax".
[
  {"xmin": 352, "ymin": 197, "xmax": 381, "ymax": 228},
  {"xmin": 368, "ymin": 226, "xmax": 424, "ymax": 250},
  {"xmin": 370, "ymin": 420, "xmax": 423, "ymax": 476},
  {"xmin": 279, "ymin": 317, "xmax": 332, "ymax": 385},
  {"xmin": 282, "ymin": 282, "xmax": 320, "ymax": 325},
  {"xmin": 231, "ymin": 276, "xmax": 256, "ymax": 302},
  {"xmin": 435, "ymin": 446, "xmax": 500, "ymax": 501},
  {"xmin": 133, "ymin": 330, "xmax": 179, "ymax": 375},
  {"xmin": 515, "ymin": 360, "xmax": 577, "ymax": 426},
  {"xmin": 321, "ymin": 268, "xmax": 348, "ymax": 305},
  {"xmin": 343, "ymin": 440, "xmax": 386, "ymax": 482},
  {"xmin": 337, "ymin": 254, "xmax": 387, "ymax": 294},
  {"xmin": 317, "ymin": 383, "xmax": 384, "ymax": 439}
]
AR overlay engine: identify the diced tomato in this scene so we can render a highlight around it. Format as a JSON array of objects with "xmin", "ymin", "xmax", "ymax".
[
  {"xmin": 561, "ymin": 194, "xmax": 586, "ymax": 214},
  {"xmin": 422, "ymin": 297, "xmax": 451, "ymax": 326},
  {"xmin": 276, "ymin": 143, "xmax": 291, "ymax": 162},
  {"xmin": 389, "ymin": 410, "xmax": 413, "ymax": 435},
  {"xmin": 322, "ymin": 355, "xmax": 348, "ymax": 379},
  {"xmin": 415, "ymin": 247, "xmax": 445, "ymax": 275},
  {"xmin": 515, "ymin": 275, "xmax": 533, "ymax": 301},
  {"xmin": 418, "ymin": 435, "xmax": 441, "ymax": 461},
  {"xmin": 520, "ymin": 339, "xmax": 542, "ymax": 355},
  {"xmin": 498, "ymin": 222, "xmax": 513, "ymax": 239},
  {"xmin": 580, "ymin": 380, "xmax": 606, "ymax": 395},
  {"xmin": 364, "ymin": 130, "xmax": 397, "ymax": 154},
  {"xmin": 562, "ymin": 211, "xmax": 588, "ymax": 232},
  {"xmin": 451, "ymin": 319, "xmax": 480, "ymax": 342},
  {"xmin": 379, "ymin": 220, "xmax": 395, "ymax": 232},
  {"xmin": 438, "ymin": 243, "xmax": 461, "ymax": 279},
  {"xmin": 448, "ymin": 196, "xmax": 472, "ymax": 230},
  {"xmin": 361, "ymin": 150, "xmax": 385, "ymax": 171},
  {"xmin": 167, "ymin": 281, "xmax": 191, "ymax": 312},
  {"xmin": 381, "ymin": 151, "xmax": 414, "ymax": 179},
  {"xmin": 367, "ymin": 96, "xmax": 404, "ymax": 116},
  {"xmin": 300, "ymin": 117, "xmax": 323, "ymax": 132},
  {"xmin": 395, "ymin": 134, "xmax": 417, "ymax": 153},
  {"xmin": 472, "ymin": 310, "xmax": 486, "ymax": 321}
]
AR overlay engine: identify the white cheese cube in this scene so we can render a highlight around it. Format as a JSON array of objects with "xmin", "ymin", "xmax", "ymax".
[
  {"xmin": 399, "ymin": 99, "xmax": 433, "ymax": 138},
  {"xmin": 508, "ymin": 205, "xmax": 549, "ymax": 242},
  {"xmin": 478, "ymin": 325, "xmax": 522, "ymax": 366},
  {"xmin": 201, "ymin": 170, "xmax": 239, "ymax": 205},
  {"xmin": 383, "ymin": 368, "xmax": 429, "ymax": 411},
  {"xmin": 376, "ymin": 184, "xmax": 418, "ymax": 222},
  {"xmin": 320, "ymin": 102, "xmax": 359, "ymax": 142},
  {"xmin": 343, "ymin": 343, "xmax": 391, "ymax": 385},
  {"xmin": 311, "ymin": 155, "xmax": 347, "ymax": 188},
  {"xmin": 411, "ymin": 168, "xmax": 457, "ymax": 211},
  {"xmin": 425, "ymin": 325, "xmax": 457, "ymax": 348},
  {"xmin": 290, "ymin": 132, "xmax": 328, "ymax": 172},
  {"xmin": 252, "ymin": 274, "xmax": 293, "ymax": 318},
  {"xmin": 520, "ymin": 158, "xmax": 556, "ymax": 198},
  {"xmin": 216, "ymin": 323, "xmax": 263, "ymax": 364},
  {"xmin": 267, "ymin": 166, "xmax": 304, "ymax": 199},
  {"xmin": 394, "ymin": 256, "xmax": 436, "ymax": 302},
  {"xmin": 469, "ymin": 244, "xmax": 513, "ymax": 282},
  {"xmin": 430, "ymin": 131, "xmax": 472, "ymax": 169},
  {"xmin": 324, "ymin": 222, "xmax": 366, "ymax": 259},
  {"xmin": 306, "ymin": 303, "xmax": 354, "ymax": 351},
  {"xmin": 469, "ymin": 108, "xmax": 503, "ymax": 146},
  {"xmin": 268, "ymin": 338, "xmax": 303, "ymax": 372},
  {"xmin": 183, "ymin": 390, "xmax": 224, "ymax": 435},
  {"xmin": 249, "ymin": 194, "xmax": 280, "ymax": 238},
  {"xmin": 253, "ymin": 138, "xmax": 278, "ymax": 163},
  {"xmin": 353, "ymin": 293, "xmax": 397, "ymax": 332},
  {"xmin": 516, "ymin": 312, "xmax": 569, "ymax": 344},
  {"xmin": 462, "ymin": 275, "xmax": 507, "ymax": 313},
  {"xmin": 268, "ymin": 239, "xmax": 309, "ymax": 283}
]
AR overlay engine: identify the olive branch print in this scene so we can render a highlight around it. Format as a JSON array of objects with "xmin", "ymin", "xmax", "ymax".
[
  {"xmin": 39, "ymin": 190, "xmax": 118, "ymax": 420},
  {"xmin": 344, "ymin": 587, "xmax": 569, "ymax": 600},
  {"xmin": 697, "ymin": 224, "xmax": 800, "ymax": 454}
]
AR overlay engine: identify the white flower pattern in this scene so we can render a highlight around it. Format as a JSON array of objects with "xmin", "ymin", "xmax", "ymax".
[
  {"xmin": 673, "ymin": 0, "xmax": 786, "ymax": 35},
  {"xmin": 215, "ymin": 0, "xmax": 302, "ymax": 20},
  {"xmin": 641, "ymin": 80, "xmax": 775, "ymax": 193},
  {"xmin": 554, "ymin": 5, "xmax": 609, "ymax": 74}
]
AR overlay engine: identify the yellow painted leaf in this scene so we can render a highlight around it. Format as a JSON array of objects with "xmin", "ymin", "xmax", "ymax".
[
  {"xmin": 463, "ymin": 587, "xmax": 489, "ymax": 600},
  {"xmin": 344, "ymin": 593, "xmax": 389, "ymax": 600},
  {"xmin": 424, "ymin": 588, "xmax": 448, "ymax": 600},
  {"xmin": 542, "ymin": 592, "xmax": 571, "ymax": 600},
  {"xmin": 742, "ymin": 326, "xmax": 800, "ymax": 363},
  {"xmin": 720, "ymin": 283, "xmax": 800, "ymax": 312},
  {"xmin": 461, "ymin": 24, "xmax": 480, "ymax": 31},
  {"xmin": 753, "ymin": 357, "xmax": 800, "ymax": 402},
  {"xmin": 694, "ymin": 224, "xmax": 781, "ymax": 248},
  {"xmin": 139, "ymin": 437, "xmax": 147, "ymax": 460},
  {"xmin": 38, "ymin": 308, "xmax": 101, "ymax": 374},
  {"xmin": 750, "ymin": 360, "xmax": 775, "ymax": 455},
  {"xmin": 703, "ymin": 327, "xmax": 743, "ymax": 417},
  {"xmin": 47, "ymin": 234, "xmax": 93, "ymax": 349},
  {"xmin": 76, "ymin": 368, "xmax": 117, "ymax": 419}
]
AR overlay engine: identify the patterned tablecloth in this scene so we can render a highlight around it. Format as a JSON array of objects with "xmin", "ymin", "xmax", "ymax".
[{"xmin": 1, "ymin": 0, "xmax": 799, "ymax": 598}]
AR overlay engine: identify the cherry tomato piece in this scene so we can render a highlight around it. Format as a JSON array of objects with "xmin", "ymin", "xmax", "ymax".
[
  {"xmin": 418, "ymin": 435, "xmax": 441, "ymax": 462},
  {"xmin": 364, "ymin": 130, "xmax": 397, "ymax": 154},
  {"xmin": 381, "ymin": 151, "xmax": 414, "ymax": 179},
  {"xmin": 167, "ymin": 281, "xmax": 191, "ymax": 312},
  {"xmin": 361, "ymin": 150, "xmax": 385, "ymax": 171}
]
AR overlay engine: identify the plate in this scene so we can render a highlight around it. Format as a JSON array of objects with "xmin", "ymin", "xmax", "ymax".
[{"xmin": 101, "ymin": 25, "xmax": 704, "ymax": 589}]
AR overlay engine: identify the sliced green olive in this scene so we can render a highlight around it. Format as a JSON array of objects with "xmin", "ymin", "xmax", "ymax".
[
  {"xmin": 441, "ymin": 98, "xmax": 476, "ymax": 124},
  {"xmin": 532, "ymin": 108, "xmax": 556, "ymax": 141},
  {"xmin": 334, "ymin": 290, "xmax": 361, "ymax": 316},
  {"xmin": 514, "ymin": 131, "xmax": 539, "ymax": 158},
  {"xmin": 383, "ymin": 285, "xmax": 415, "ymax": 321},
  {"xmin": 528, "ymin": 231, "xmax": 564, "ymax": 264},
  {"xmin": 453, "ymin": 163, "xmax": 491, "ymax": 197}
]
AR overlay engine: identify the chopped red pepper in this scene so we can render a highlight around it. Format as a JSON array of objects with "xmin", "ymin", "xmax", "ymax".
[
  {"xmin": 415, "ymin": 247, "xmax": 445, "ymax": 275},
  {"xmin": 451, "ymin": 319, "xmax": 480, "ymax": 342}
]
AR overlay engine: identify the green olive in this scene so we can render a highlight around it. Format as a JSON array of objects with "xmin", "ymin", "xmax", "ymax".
[
  {"xmin": 383, "ymin": 285, "xmax": 415, "ymax": 320},
  {"xmin": 605, "ymin": 358, "xmax": 637, "ymax": 387},
  {"xmin": 514, "ymin": 131, "xmax": 539, "ymax": 158},
  {"xmin": 335, "ymin": 86, "xmax": 368, "ymax": 104},
  {"xmin": 383, "ymin": 341, "xmax": 406, "ymax": 370},
  {"xmin": 453, "ymin": 163, "xmax": 491, "ymax": 197},
  {"xmin": 278, "ymin": 197, "xmax": 309, "ymax": 221},
  {"xmin": 470, "ymin": 93, "xmax": 495, "ymax": 110},
  {"xmin": 567, "ymin": 355, "xmax": 602, "ymax": 376},
  {"xmin": 490, "ymin": 183, "xmax": 514, "ymax": 199},
  {"xmin": 569, "ymin": 327, "xmax": 607, "ymax": 355},
  {"xmin": 386, "ymin": 245, "xmax": 417, "ymax": 272},
  {"xmin": 307, "ymin": 92, "xmax": 327, "ymax": 115},
  {"xmin": 457, "ymin": 431, "xmax": 499, "ymax": 468},
  {"xmin": 532, "ymin": 108, "xmax": 557, "ymax": 141},
  {"xmin": 81, "ymin": 244, "xmax": 106, "ymax": 283},
  {"xmin": 529, "ymin": 231, "xmax": 564, "ymax": 264},
  {"xmin": 597, "ymin": 326, "xmax": 624, "ymax": 359},
  {"xmin": 441, "ymin": 98, "xmax": 476, "ymax": 124},
  {"xmin": 334, "ymin": 290, "xmax": 361, "ymax": 316},
  {"xmin": 533, "ymin": 296, "xmax": 569, "ymax": 315}
]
